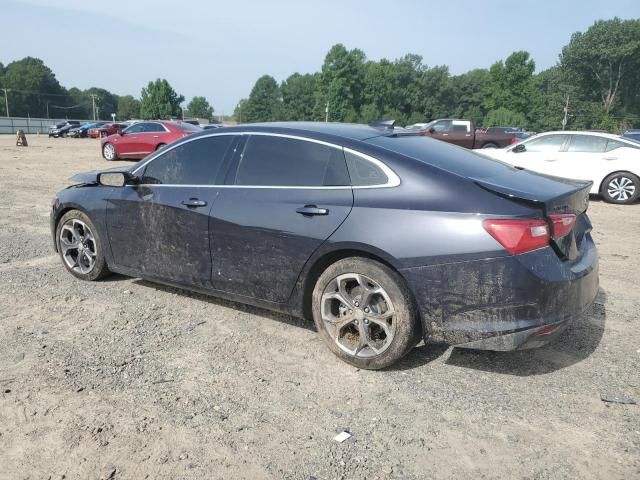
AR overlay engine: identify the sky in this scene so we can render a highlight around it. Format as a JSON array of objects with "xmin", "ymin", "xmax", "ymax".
[{"xmin": 1, "ymin": 0, "xmax": 639, "ymax": 115}]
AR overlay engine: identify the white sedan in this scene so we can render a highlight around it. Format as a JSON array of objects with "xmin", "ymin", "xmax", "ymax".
[{"xmin": 481, "ymin": 131, "xmax": 640, "ymax": 204}]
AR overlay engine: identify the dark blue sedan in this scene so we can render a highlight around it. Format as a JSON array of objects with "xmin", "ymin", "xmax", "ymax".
[{"xmin": 50, "ymin": 122, "xmax": 599, "ymax": 369}]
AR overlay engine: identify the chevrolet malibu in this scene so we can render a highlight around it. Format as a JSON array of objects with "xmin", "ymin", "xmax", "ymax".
[{"xmin": 51, "ymin": 122, "xmax": 599, "ymax": 369}]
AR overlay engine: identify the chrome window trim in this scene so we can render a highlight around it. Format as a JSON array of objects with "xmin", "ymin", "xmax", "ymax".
[{"xmin": 132, "ymin": 131, "xmax": 401, "ymax": 189}]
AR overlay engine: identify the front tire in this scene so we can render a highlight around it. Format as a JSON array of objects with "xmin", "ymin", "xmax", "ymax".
[
  {"xmin": 55, "ymin": 210, "xmax": 110, "ymax": 281},
  {"xmin": 600, "ymin": 172, "xmax": 639, "ymax": 204},
  {"xmin": 103, "ymin": 142, "xmax": 117, "ymax": 161},
  {"xmin": 312, "ymin": 257, "xmax": 421, "ymax": 369}
]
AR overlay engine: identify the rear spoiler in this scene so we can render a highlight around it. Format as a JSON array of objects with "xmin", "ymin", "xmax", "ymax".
[{"xmin": 473, "ymin": 177, "xmax": 593, "ymax": 214}]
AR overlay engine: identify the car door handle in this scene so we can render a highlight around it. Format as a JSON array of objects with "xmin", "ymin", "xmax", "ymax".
[
  {"xmin": 603, "ymin": 156, "xmax": 617, "ymax": 161},
  {"xmin": 182, "ymin": 198, "xmax": 207, "ymax": 208},
  {"xmin": 296, "ymin": 205, "xmax": 328, "ymax": 216},
  {"xmin": 544, "ymin": 158, "xmax": 557, "ymax": 162},
  {"xmin": 153, "ymin": 135, "xmax": 159, "ymax": 138}
]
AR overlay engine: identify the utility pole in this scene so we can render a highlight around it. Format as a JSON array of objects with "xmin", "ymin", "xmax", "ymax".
[
  {"xmin": 46, "ymin": 101, "xmax": 50, "ymax": 119},
  {"xmin": 561, "ymin": 95, "xmax": 569, "ymax": 130},
  {"xmin": 325, "ymin": 101, "xmax": 329, "ymax": 122},
  {"xmin": 90, "ymin": 94, "xmax": 97, "ymax": 121},
  {"xmin": 1, "ymin": 88, "xmax": 9, "ymax": 118}
]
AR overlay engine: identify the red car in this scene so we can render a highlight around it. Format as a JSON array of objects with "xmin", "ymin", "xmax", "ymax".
[
  {"xmin": 101, "ymin": 121, "xmax": 202, "ymax": 160},
  {"xmin": 89, "ymin": 123, "xmax": 128, "ymax": 139}
]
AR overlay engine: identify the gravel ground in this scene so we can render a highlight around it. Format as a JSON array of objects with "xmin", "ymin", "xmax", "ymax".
[{"xmin": 0, "ymin": 135, "xmax": 638, "ymax": 480}]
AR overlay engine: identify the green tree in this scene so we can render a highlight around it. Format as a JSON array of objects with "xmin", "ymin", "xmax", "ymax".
[
  {"xmin": 485, "ymin": 51, "xmax": 536, "ymax": 120},
  {"xmin": 0, "ymin": 56, "xmax": 65, "ymax": 117},
  {"xmin": 117, "ymin": 95, "xmax": 141, "ymax": 120},
  {"xmin": 187, "ymin": 96, "xmax": 214, "ymax": 119},
  {"xmin": 281, "ymin": 73, "xmax": 317, "ymax": 120},
  {"xmin": 451, "ymin": 69, "xmax": 490, "ymax": 120},
  {"xmin": 484, "ymin": 107, "xmax": 527, "ymax": 128},
  {"xmin": 561, "ymin": 18, "xmax": 640, "ymax": 115},
  {"xmin": 233, "ymin": 98, "xmax": 248, "ymax": 123},
  {"xmin": 316, "ymin": 44, "xmax": 366, "ymax": 122},
  {"xmin": 242, "ymin": 75, "xmax": 281, "ymax": 122},
  {"xmin": 140, "ymin": 79, "xmax": 184, "ymax": 120}
]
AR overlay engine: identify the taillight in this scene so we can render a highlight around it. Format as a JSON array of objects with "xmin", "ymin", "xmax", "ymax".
[
  {"xmin": 549, "ymin": 213, "xmax": 576, "ymax": 239},
  {"xmin": 483, "ymin": 219, "xmax": 550, "ymax": 255}
]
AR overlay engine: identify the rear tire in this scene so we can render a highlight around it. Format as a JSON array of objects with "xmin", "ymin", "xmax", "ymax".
[
  {"xmin": 156, "ymin": 143, "xmax": 166, "ymax": 151},
  {"xmin": 481, "ymin": 142, "xmax": 498, "ymax": 149},
  {"xmin": 103, "ymin": 142, "xmax": 117, "ymax": 161},
  {"xmin": 600, "ymin": 172, "xmax": 639, "ymax": 204},
  {"xmin": 312, "ymin": 257, "xmax": 421, "ymax": 369},
  {"xmin": 55, "ymin": 210, "xmax": 110, "ymax": 281}
]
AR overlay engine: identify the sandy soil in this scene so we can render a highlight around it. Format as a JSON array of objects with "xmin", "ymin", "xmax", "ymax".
[{"xmin": 0, "ymin": 135, "xmax": 638, "ymax": 479}]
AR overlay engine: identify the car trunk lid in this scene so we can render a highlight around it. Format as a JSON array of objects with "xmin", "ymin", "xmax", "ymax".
[{"xmin": 472, "ymin": 170, "xmax": 592, "ymax": 260}]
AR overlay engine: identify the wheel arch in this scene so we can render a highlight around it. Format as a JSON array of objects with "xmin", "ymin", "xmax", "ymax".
[
  {"xmin": 598, "ymin": 170, "xmax": 640, "ymax": 193},
  {"xmin": 298, "ymin": 245, "xmax": 411, "ymax": 323},
  {"xmin": 52, "ymin": 203, "xmax": 96, "ymax": 251}
]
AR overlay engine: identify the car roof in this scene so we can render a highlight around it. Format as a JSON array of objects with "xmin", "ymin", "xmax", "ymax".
[
  {"xmin": 193, "ymin": 121, "xmax": 395, "ymax": 142},
  {"xmin": 535, "ymin": 130, "xmax": 624, "ymax": 141}
]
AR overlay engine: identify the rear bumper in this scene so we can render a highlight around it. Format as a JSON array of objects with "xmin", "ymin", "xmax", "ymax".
[{"xmin": 401, "ymin": 235, "xmax": 599, "ymax": 350}]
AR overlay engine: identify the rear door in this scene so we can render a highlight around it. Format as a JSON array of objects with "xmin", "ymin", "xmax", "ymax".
[
  {"xmin": 106, "ymin": 134, "xmax": 236, "ymax": 286},
  {"xmin": 555, "ymin": 134, "xmax": 608, "ymax": 183},
  {"xmin": 209, "ymin": 134, "xmax": 353, "ymax": 303},
  {"xmin": 139, "ymin": 122, "xmax": 169, "ymax": 155}
]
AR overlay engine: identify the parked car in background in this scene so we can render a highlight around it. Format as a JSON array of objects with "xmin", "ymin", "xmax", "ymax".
[
  {"xmin": 52, "ymin": 122, "xmax": 598, "ymax": 369},
  {"xmin": 48, "ymin": 121, "xmax": 81, "ymax": 138},
  {"xmin": 201, "ymin": 124, "xmax": 225, "ymax": 130},
  {"xmin": 415, "ymin": 119, "xmax": 516, "ymax": 149},
  {"xmin": 622, "ymin": 130, "xmax": 640, "ymax": 143},
  {"xmin": 481, "ymin": 131, "xmax": 640, "ymax": 204},
  {"xmin": 89, "ymin": 123, "xmax": 128, "ymax": 139},
  {"xmin": 101, "ymin": 120, "xmax": 202, "ymax": 160},
  {"xmin": 68, "ymin": 122, "xmax": 107, "ymax": 138}
]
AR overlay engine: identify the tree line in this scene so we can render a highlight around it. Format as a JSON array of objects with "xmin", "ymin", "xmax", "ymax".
[
  {"xmin": 0, "ymin": 60, "xmax": 214, "ymax": 121},
  {"xmin": 235, "ymin": 17, "xmax": 640, "ymax": 132}
]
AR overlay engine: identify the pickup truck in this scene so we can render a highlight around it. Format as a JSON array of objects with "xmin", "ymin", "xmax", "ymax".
[{"xmin": 414, "ymin": 119, "xmax": 516, "ymax": 149}]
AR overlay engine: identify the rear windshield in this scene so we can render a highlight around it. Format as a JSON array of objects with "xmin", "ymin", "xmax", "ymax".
[
  {"xmin": 177, "ymin": 123, "xmax": 202, "ymax": 132},
  {"xmin": 367, "ymin": 135, "xmax": 517, "ymax": 179}
]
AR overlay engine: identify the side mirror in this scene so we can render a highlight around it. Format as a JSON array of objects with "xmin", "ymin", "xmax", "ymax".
[
  {"xmin": 428, "ymin": 127, "xmax": 436, "ymax": 134},
  {"xmin": 513, "ymin": 143, "xmax": 526, "ymax": 153},
  {"xmin": 97, "ymin": 171, "xmax": 137, "ymax": 187},
  {"xmin": 118, "ymin": 131, "xmax": 125, "ymax": 136}
]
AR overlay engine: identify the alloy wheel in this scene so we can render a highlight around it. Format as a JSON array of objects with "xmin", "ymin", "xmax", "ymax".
[
  {"xmin": 607, "ymin": 176, "xmax": 636, "ymax": 202},
  {"xmin": 59, "ymin": 218, "xmax": 97, "ymax": 274},
  {"xmin": 320, "ymin": 273, "xmax": 396, "ymax": 358},
  {"xmin": 103, "ymin": 143, "xmax": 116, "ymax": 160}
]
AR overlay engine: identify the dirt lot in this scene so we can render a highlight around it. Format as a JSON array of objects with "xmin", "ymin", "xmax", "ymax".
[{"xmin": 0, "ymin": 135, "xmax": 638, "ymax": 479}]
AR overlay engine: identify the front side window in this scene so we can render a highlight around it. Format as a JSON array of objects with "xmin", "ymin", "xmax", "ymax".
[
  {"xmin": 432, "ymin": 120, "xmax": 452, "ymax": 133},
  {"xmin": 124, "ymin": 124, "xmax": 145, "ymax": 134},
  {"xmin": 234, "ymin": 136, "xmax": 350, "ymax": 187},
  {"xmin": 521, "ymin": 135, "xmax": 568, "ymax": 153},
  {"xmin": 567, "ymin": 135, "xmax": 607, "ymax": 153},
  {"xmin": 141, "ymin": 135, "xmax": 234, "ymax": 185}
]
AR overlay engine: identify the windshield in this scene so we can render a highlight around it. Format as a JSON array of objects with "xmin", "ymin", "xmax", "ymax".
[{"xmin": 177, "ymin": 123, "xmax": 203, "ymax": 132}]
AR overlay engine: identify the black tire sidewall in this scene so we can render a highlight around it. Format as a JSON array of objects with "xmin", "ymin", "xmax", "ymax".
[
  {"xmin": 311, "ymin": 257, "xmax": 421, "ymax": 370},
  {"xmin": 601, "ymin": 172, "xmax": 640, "ymax": 204},
  {"xmin": 55, "ymin": 210, "xmax": 109, "ymax": 281}
]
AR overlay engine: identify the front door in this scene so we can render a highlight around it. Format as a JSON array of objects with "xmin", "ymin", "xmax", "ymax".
[
  {"xmin": 210, "ymin": 134, "xmax": 354, "ymax": 303},
  {"xmin": 106, "ymin": 134, "xmax": 237, "ymax": 286},
  {"xmin": 508, "ymin": 134, "xmax": 569, "ymax": 175}
]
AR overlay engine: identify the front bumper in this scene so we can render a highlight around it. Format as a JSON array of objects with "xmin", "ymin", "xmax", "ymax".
[{"xmin": 401, "ymin": 235, "xmax": 599, "ymax": 350}]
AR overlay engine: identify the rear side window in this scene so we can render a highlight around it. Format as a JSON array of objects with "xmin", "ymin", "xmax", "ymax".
[
  {"xmin": 142, "ymin": 135, "xmax": 234, "ymax": 185},
  {"xmin": 144, "ymin": 123, "xmax": 166, "ymax": 133},
  {"xmin": 606, "ymin": 139, "xmax": 637, "ymax": 151},
  {"xmin": 344, "ymin": 151, "xmax": 388, "ymax": 186},
  {"xmin": 567, "ymin": 135, "xmax": 607, "ymax": 153},
  {"xmin": 522, "ymin": 135, "xmax": 568, "ymax": 152},
  {"xmin": 234, "ymin": 135, "xmax": 350, "ymax": 187}
]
